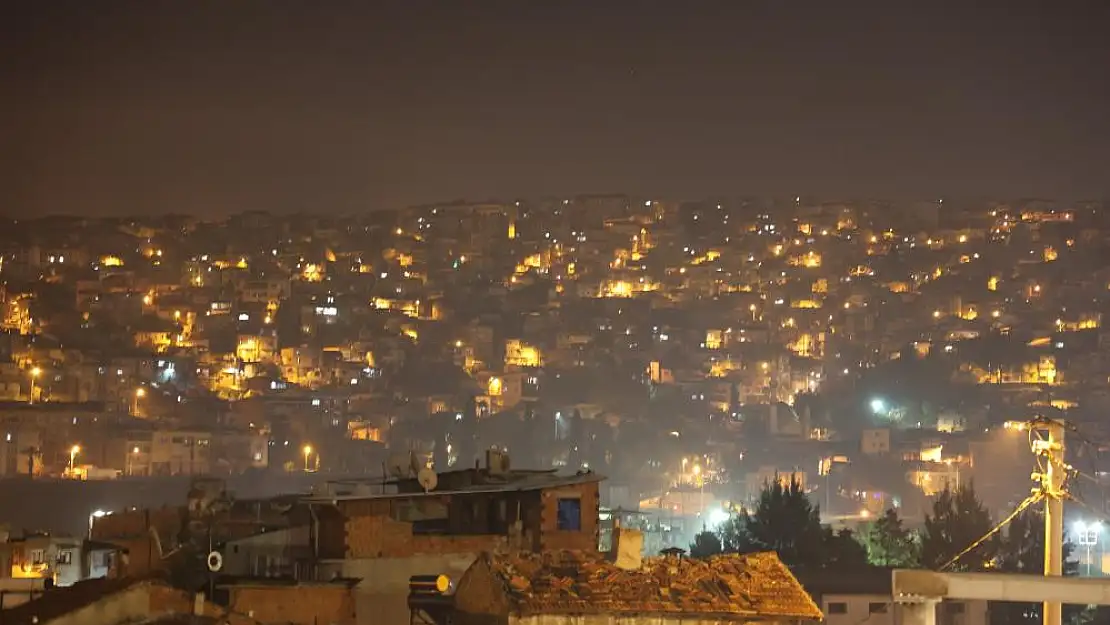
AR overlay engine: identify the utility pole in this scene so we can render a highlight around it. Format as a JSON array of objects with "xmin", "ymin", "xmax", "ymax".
[{"xmin": 1036, "ymin": 419, "xmax": 1066, "ymax": 625}]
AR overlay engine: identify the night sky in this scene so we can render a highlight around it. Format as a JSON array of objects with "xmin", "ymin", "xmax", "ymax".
[{"xmin": 3, "ymin": 1, "xmax": 1109, "ymax": 216}]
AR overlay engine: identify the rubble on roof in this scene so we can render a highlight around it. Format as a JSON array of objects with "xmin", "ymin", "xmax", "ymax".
[{"xmin": 476, "ymin": 550, "xmax": 823, "ymax": 620}]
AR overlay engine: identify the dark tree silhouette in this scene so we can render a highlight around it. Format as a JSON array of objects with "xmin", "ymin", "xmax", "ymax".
[
  {"xmin": 823, "ymin": 527, "xmax": 870, "ymax": 569},
  {"xmin": 719, "ymin": 475, "xmax": 844, "ymax": 568},
  {"xmin": 689, "ymin": 530, "xmax": 723, "ymax": 559},
  {"xmin": 921, "ymin": 484, "xmax": 996, "ymax": 571}
]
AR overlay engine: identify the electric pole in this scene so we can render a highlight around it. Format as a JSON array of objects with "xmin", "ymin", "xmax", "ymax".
[{"xmin": 1035, "ymin": 419, "xmax": 1066, "ymax": 625}]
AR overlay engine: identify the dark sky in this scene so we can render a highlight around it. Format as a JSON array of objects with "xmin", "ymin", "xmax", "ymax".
[{"xmin": 3, "ymin": 1, "xmax": 1109, "ymax": 216}]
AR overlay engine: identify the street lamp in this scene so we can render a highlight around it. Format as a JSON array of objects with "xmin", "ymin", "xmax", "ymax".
[
  {"xmin": 133, "ymin": 388, "xmax": 146, "ymax": 416},
  {"xmin": 1075, "ymin": 521, "xmax": 1102, "ymax": 576},
  {"xmin": 693, "ymin": 464, "xmax": 704, "ymax": 520},
  {"xmin": 303, "ymin": 445, "xmax": 313, "ymax": 472},
  {"xmin": 69, "ymin": 444, "xmax": 81, "ymax": 477},
  {"xmin": 128, "ymin": 446, "xmax": 140, "ymax": 476},
  {"xmin": 88, "ymin": 509, "xmax": 107, "ymax": 539},
  {"xmin": 29, "ymin": 367, "xmax": 41, "ymax": 404}
]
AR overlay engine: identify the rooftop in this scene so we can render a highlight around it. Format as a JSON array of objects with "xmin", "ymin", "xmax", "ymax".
[
  {"xmin": 0, "ymin": 575, "xmax": 160, "ymax": 625},
  {"xmin": 306, "ymin": 469, "xmax": 603, "ymax": 502},
  {"xmin": 464, "ymin": 550, "xmax": 823, "ymax": 620}
]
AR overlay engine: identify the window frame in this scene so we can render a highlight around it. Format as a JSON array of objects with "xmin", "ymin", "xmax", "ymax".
[{"xmin": 555, "ymin": 497, "xmax": 583, "ymax": 531}]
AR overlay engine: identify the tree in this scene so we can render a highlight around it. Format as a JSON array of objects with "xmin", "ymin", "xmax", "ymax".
[
  {"xmin": 689, "ymin": 530, "xmax": 723, "ymax": 559},
  {"xmin": 861, "ymin": 508, "xmax": 920, "ymax": 567},
  {"xmin": 824, "ymin": 527, "xmax": 870, "ymax": 569},
  {"xmin": 719, "ymin": 476, "xmax": 826, "ymax": 567},
  {"xmin": 990, "ymin": 508, "xmax": 1078, "ymax": 625},
  {"xmin": 921, "ymin": 484, "xmax": 996, "ymax": 571}
]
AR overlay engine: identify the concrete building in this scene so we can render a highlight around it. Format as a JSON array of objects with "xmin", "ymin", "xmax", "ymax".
[
  {"xmin": 2, "ymin": 534, "xmax": 119, "ymax": 587},
  {"xmin": 306, "ymin": 458, "xmax": 604, "ymax": 625},
  {"xmin": 221, "ymin": 525, "xmax": 312, "ymax": 579},
  {"xmin": 796, "ymin": 568, "xmax": 987, "ymax": 625}
]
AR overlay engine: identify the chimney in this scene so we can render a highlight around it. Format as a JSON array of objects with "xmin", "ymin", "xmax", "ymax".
[{"xmin": 609, "ymin": 518, "xmax": 643, "ymax": 571}]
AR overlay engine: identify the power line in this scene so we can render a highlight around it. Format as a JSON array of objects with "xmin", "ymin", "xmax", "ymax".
[
  {"xmin": 940, "ymin": 491, "xmax": 1043, "ymax": 571},
  {"xmin": 1066, "ymin": 493, "xmax": 1110, "ymax": 526},
  {"xmin": 937, "ymin": 416, "xmax": 1069, "ymax": 573}
]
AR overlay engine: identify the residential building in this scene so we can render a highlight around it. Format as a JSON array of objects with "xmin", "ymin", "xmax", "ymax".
[{"xmin": 306, "ymin": 455, "xmax": 603, "ymax": 624}]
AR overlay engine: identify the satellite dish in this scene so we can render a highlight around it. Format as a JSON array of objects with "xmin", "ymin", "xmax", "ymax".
[
  {"xmin": 387, "ymin": 454, "xmax": 411, "ymax": 479},
  {"xmin": 207, "ymin": 551, "xmax": 223, "ymax": 572},
  {"xmin": 417, "ymin": 468, "xmax": 438, "ymax": 492}
]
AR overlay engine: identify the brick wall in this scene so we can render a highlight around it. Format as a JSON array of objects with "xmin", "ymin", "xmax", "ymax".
[
  {"xmin": 147, "ymin": 583, "xmax": 258, "ymax": 625},
  {"xmin": 538, "ymin": 482, "xmax": 599, "ymax": 552},
  {"xmin": 90, "ymin": 508, "xmax": 183, "ymax": 541},
  {"xmin": 229, "ymin": 584, "xmax": 356, "ymax": 625},
  {"xmin": 316, "ymin": 504, "xmax": 347, "ymax": 559},
  {"xmin": 334, "ymin": 481, "xmax": 600, "ymax": 558},
  {"xmin": 345, "ymin": 515, "xmax": 505, "ymax": 558},
  {"xmin": 114, "ymin": 536, "xmax": 171, "ymax": 577}
]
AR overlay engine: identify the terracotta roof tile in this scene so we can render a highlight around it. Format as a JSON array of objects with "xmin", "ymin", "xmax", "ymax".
[{"xmin": 477, "ymin": 550, "xmax": 823, "ymax": 620}]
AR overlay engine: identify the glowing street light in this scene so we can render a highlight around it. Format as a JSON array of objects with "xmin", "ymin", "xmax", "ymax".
[
  {"xmin": 1075, "ymin": 521, "xmax": 1102, "ymax": 576},
  {"xmin": 88, "ymin": 509, "xmax": 108, "ymax": 538},
  {"xmin": 69, "ymin": 444, "xmax": 81, "ymax": 476},
  {"xmin": 128, "ymin": 445, "xmax": 141, "ymax": 476},
  {"xmin": 870, "ymin": 398, "xmax": 887, "ymax": 415},
  {"xmin": 28, "ymin": 367, "xmax": 42, "ymax": 404},
  {"xmin": 693, "ymin": 464, "xmax": 705, "ymax": 521},
  {"xmin": 303, "ymin": 444, "xmax": 314, "ymax": 472},
  {"xmin": 133, "ymin": 387, "xmax": 146, "ymax": 416}
]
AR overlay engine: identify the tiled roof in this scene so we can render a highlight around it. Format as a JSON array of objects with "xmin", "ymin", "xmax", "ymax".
[{"xmin": 478, "ymin": 550, "xmax": 823, "ymax": 620}]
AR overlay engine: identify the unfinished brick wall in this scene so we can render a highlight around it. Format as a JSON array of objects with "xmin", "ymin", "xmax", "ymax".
[
  {"xmin": 345, "ymin": 515, "xmax": 505, "ymax": 558},
  {"xmin": 229, "ymin": 585, "xmax": 356, "ymax": 625},
  {"xmin": 90, "ymin": 508, "xmax": 183, "ymax": 541},
  {"xmin": 114, "ymin": 536, "xmax": 171, "ymax": 577},
  {"xmin": 538, "ymin": 482, "xmax": 599, "ymax": 552}
]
